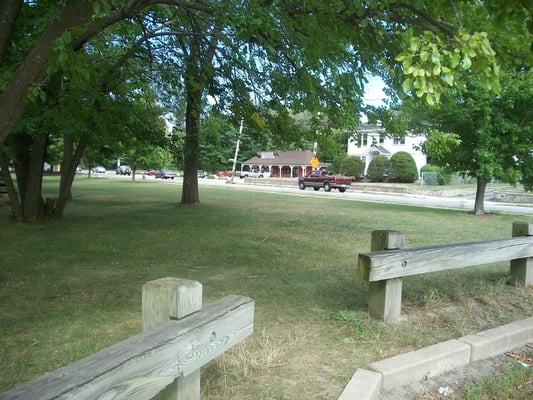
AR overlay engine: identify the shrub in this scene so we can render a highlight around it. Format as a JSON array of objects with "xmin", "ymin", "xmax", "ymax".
[
  {"xmin": 420, "ymin": 164, "xmax": 452, "ymax": 185},
  {"xmin": 388, "ymin": 151, "xmax": 418, "ymax": 183},
  {"xmin": 367, "ymin": 155, "xmax": 389, "ymax": 182},
  {"xmin": 339, "ymin": 156, "xmax": 364, "ymax": 179}
]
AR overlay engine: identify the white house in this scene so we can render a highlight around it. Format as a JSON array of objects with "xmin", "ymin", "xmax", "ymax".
[{"xmin": 347, "ymin": 123, "xmax": 427, "ymax": 176}]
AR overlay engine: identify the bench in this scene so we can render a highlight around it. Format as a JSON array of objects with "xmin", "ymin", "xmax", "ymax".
[
  {"xmin": 357, "ymin": 222, "xmax": 533, "ymax": 323},
  {"xmin": 0, "ymin": 278, "xmax": 254, "ymax": 400}
]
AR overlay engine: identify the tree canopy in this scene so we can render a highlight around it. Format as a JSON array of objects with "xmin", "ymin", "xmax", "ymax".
[
  {"xmin": 384, "ymin": 68, "xmax": 533, "ymax": 214},
  {"xmin": 1, "ymin": 0, "xmax": 532, "ymax": 220}
]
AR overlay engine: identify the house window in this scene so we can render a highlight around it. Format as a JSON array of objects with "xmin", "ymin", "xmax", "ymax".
[
  {"xmin": 379, "ymin": 133, "xmax": 385, "ymax": 144},
  {"xmin": 362, "ymin": 134, "xmax": 368, "ymax": 146},
  {"xmin": 393, "ymin": 135, "xmax": 405, "ymax": 145}
]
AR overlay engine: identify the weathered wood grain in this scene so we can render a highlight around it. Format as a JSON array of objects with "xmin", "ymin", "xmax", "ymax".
[
  {"xmin": 358, "ymin": 236, "xmax": 533, "ymax": 282},
  {"xmin": 0, "ymin": 295, "xmax": 254, "ymax": 400},
  {"xmin": 368, "ymin": 230, "xmax": 405, "ymax": 322},
  {"xmin": 511, "ymin": 222, "xmax": 533, "ymax": 286},
  {"xmin": 142, "ymin": 278, "xmax": 203, "ymax": 400}
]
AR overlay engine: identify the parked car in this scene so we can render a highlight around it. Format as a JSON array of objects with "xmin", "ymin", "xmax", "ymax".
[
  {"xmin": 198, "ymin": 170, "xmax": 208, "ymax": 178},
  {"xmin": 116, "ymin": 165, "xmax": 131, "ymax": 175},
  {"xmin": 155, "ymin": 169, "xmax": 176, "ymax": 179},
  {"xmin": 144, "ymin": 169, "xmax": 158, "ymax": 176},
  {"xmin": 239, "ymin": 170, "xmax": 264, "ymax": 178},
  {"xmin": 216, "ymin": 171, "xmax": 233, "ymax": 177},
  {"xmin": 298, "ymin": 170, "xmax": 352, "ymax": 192},
  {"xmin": 91, "ymin": 166, "xmax": 106, "ymax": 174}
]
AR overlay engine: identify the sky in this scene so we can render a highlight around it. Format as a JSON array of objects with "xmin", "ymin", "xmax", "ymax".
[
  {"xmin": 363, "ymin": 75, "xmax": 386, "ymax": 107},
  {"xmin": 361, "ymin": 75, "xmax": 387, "ymax": 123}
]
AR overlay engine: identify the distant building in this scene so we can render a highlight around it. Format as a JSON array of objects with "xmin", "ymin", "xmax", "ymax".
[
  {"xmin": 241, "ymin": 150, "xmax": 327, "ymax": 178},
  {"xmin": 347, "ymin": 123, "xmax": 427, "ymax": 176}
]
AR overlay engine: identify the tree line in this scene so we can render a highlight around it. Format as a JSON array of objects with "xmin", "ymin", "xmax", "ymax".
[{"xmin": 0, "ymin": 0, "xmax": 531, "ymax": 221}]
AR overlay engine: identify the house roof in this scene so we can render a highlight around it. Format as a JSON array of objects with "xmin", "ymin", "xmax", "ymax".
[
  {"xmin": 242, "ymin": 150, "xmax": 326, "ymax": 166},
  {"xmin": 356, "ymin": 124, "xmax": 384, "ymax": 133}
]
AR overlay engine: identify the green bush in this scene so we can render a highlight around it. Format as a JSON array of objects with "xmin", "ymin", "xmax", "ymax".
[
  {"xmin": 339, "ymin": 156, "xmax": 364, "ymax": 179},
  {"xmin": 420, "ymin": 164, "xmax": 452, "ymax": 185},
  {"xmin": 367, "ymin": 155, "xmax": 389, "ymax": 182},
  {"xmin": 388, "ymin": 151, "xmax": 419, "ymax": 183}
]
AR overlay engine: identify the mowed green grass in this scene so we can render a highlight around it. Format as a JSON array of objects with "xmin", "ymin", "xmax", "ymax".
[{"xmin": 1, "ymin": 176, "xmax": 531, "ymax": 399}]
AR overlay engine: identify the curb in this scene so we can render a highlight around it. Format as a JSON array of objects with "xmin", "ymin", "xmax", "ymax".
[{"xmin": 338, "ymin": 316, "xmax": 533, "ymax": 400}]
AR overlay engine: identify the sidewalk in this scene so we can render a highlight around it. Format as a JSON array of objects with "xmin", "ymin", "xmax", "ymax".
[{"xmin": 338, "ymin": 317, "xmax": 533, "ymax": 400}]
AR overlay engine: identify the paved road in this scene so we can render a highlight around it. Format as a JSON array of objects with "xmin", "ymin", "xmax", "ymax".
[
  {"xmin": 104, "ymin": 173, "xmax": 533, "ymax": 216},
  {"xmin": 197, "ymin": 178, "xmax": 533, "ymax": 215}
]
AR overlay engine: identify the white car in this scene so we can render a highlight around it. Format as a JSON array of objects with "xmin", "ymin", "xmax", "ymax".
[
  {"xmin": 91, "ymin": 166, "xmax": 106, "ymax": 174},
  {"xmin": 239, "ymin": 170, "xmax": 264, "ymax": 178}
]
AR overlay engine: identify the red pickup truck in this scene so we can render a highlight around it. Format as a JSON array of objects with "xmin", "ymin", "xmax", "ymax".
[{"xmin": 298, "ymin": 170, "xmax": 352, "ymax": 192}]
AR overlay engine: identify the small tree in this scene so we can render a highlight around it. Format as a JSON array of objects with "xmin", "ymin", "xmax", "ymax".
[
  {"xmin": 339, "ymin": 156, "xmax": 364, "ymax": 179},
  {"xmin": 367, "ymin": 155, "xmax": 389, "ymax": 182},
  {"xmin": 388, "ymin": 151, "xmax": 418, "ymax": 183},
  {"xmin": 420, "ymin": 164, "xmax": 452, "ymax": 185}
]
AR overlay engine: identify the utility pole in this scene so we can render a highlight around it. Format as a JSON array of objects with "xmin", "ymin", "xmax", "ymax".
[{"xmin": 231, "ymin": 119, "xmax": 243, "ymax": 182}]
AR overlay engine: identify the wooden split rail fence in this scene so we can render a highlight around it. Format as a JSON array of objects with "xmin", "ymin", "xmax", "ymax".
[
  {"xmin": 357, "ymin": 221, "xmax": 533, "ymax": 323},
  {"xmin": 0, "ymin": 278, "xmax": 254, "ymax": 400}
]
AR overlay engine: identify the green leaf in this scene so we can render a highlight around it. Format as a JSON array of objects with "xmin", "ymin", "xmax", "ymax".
[
  {"xmin": 402, "ymin": 78, "xmax": 413, "ymax": 93},
  {"xmin": 462, "ymin": 55, "xmax": 472, "ymax": 69},
  {"xmin": 423, "ymin": 31, "xmax": 433, "ymax": 41},
  {"xmin": 451, "ymin": 53, "xmax": 461, "ymax": 68},
  {"xmin": 409, "ymin": 37, "xmax": 421, "ymax": 52},
  {"xmin": 442, "ymin": 73, "xmax": 454, "ymax": 86}
]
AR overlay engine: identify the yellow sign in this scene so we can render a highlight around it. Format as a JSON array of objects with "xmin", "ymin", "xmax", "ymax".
[{"xmin": 310, "ymin": 156, "xmax": 320, "ymax": 168}]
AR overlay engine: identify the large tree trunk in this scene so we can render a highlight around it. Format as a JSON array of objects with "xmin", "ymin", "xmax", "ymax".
[
  {"xmin": 0, "ymin": 0, "xmax": 95, "ymax": 146},
  {"xmin": 0, "ymin": 0, "xmax": 22, "ymax": 65},
  {"xmin": 6, "ymin": 129, "xmax": 89, "ymax": 221},
  {"xmin": 474, "ymin": 176, "xmax": 488, "ymax": 215},
  {"xmin": 53, "ymin": 131, "xmax": 90, "ymax": 218},
  {"xmin": 0, "ymin": 0, "xmax": 158, "ymax": 146},
  {"xmin": 181, "ymin": 88, "xmax": 201, "ymax": 206},
  {"xmin": 10, "ymin": 132, "xmax": 49, "ymax": 221},
  {"xmin": 0, "ymin": 151, "xmax": 22, "ymax": 220},
  {"xmin": 179, "ymin": 21, "xmax": 222, "ymax": 206}
]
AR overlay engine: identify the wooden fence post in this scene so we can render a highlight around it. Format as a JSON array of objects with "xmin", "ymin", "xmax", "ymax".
[
  {"xmin": 367, "ymin": 230, "xmax": 404, "ymax": 323},
  {"xmin": 143, "ymin": 278, "xmax": 203, "ymax": 400},
  {"xmin": 510, "ymin": 222, "xmax": 533, "ymax": 287}
]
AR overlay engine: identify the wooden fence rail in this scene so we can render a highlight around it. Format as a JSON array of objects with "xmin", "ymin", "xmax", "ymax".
[
  {"xmin": 357, "ymin": 222, "xmax": 533, "ymax": 323},
  {"xmin": 0, "ymin": 278, "xmax": 254, "ymax": 400}
]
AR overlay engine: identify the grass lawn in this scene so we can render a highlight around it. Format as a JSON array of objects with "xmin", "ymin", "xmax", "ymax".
[{"xmin": 1, "ymin": 176, "xmax": 532, "ymax": 399}]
